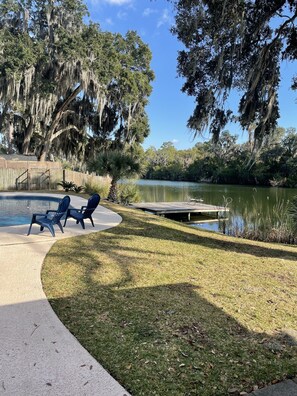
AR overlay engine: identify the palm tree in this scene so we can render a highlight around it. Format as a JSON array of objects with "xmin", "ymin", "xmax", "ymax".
[{"xmin": 91, "ymin": 150, "xmax": 141, "ymax": 201}]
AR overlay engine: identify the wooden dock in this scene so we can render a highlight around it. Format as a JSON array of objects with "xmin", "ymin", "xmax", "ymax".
[{"xmin": 131, "ymin": 201, "xmax": 229, "ymax": 221}]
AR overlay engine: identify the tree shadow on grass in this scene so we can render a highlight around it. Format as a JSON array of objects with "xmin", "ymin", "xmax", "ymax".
[
  {"xmin": 47, "ymin": 280, "xmax": 297, "ymax": 396},
  {"xmin": 106, "ymin": 207, "xmax": 297, "ymax": 261},
  {"xmin": 43, "ymin": 231, "xmax": 297, "ymax": 396}
]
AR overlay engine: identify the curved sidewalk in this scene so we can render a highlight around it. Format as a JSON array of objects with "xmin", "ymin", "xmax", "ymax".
[{"xmin": 0, "ymin": 193, "xmax": 129, "ymax": 396}]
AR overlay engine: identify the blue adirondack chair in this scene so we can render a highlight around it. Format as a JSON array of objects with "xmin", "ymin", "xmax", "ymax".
[
  {"xmin": 63, "ymin": 193, "xmax": 100, "ymax": 229},
  {"xmin": 27, "ymin": 195, "xmax": 71, "ymax": 237}
]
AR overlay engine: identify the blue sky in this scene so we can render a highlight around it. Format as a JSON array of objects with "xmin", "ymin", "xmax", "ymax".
[{"xmin": 85, "ymin": 0, "xmax": 297, "ymax": 150}]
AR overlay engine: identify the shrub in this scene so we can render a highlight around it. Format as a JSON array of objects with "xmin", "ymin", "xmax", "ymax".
[
  {"xmin": 58, "ymin": 180, "xmax": 76, "ymax": 192},
  {"xmin": 84, "ymin": 180, "xmax": 110, "ymax": 198},
  {"xmin": 118, "ymin": 182, "xmax": 141, "ymax": 205},
  {"xmin": 73, "ymin": 184, "xmax": 84, "ymax": 193},
  {"xmin": 58, "ymin": 180, "xmax": 84, "ymax": 193}
]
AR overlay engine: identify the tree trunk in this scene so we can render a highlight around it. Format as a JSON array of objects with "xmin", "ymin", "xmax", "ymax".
[
  {"xmin": 38, "ymin": 130, "xmax": 52, "ymax": 162},
  {"xmin": 38, "ymin": 85, "xmax": 82, "ymax": 161},
  {"xmin": 22, "ymin": 116, "xmax": 34, "ymax": 155},
  {"xmin": 108, "ymin": 178, "xmax": 118, "ymax": 202},
  {"xmin": 7, "ymin": 113, "xmax": 14, "ymax": 154}
]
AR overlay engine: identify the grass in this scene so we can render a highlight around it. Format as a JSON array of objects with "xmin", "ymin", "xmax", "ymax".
[{"xmin": 42, "ymin": 202, "xmax": 297, "ymax": 396}]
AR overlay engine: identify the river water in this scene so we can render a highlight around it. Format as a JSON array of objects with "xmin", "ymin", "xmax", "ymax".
[{"xmin": 134, "ymin": 180, "xmax": 297, "ymax": 233}]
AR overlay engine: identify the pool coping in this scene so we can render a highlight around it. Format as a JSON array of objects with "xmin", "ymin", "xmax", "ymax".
[{"xmin": 0, "ymin": 192, "xmax": 129, "ymax": 395}]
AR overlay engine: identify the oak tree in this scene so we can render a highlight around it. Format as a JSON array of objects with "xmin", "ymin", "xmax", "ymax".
[
  {"xmin": 0, "ymin": 1, "xmax": 154, "ymax": 163},
  {"xmin": 172, "ymin": 0, "xmax": 297, "ymax": 149}
]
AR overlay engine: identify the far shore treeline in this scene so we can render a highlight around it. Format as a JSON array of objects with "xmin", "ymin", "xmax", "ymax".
[{"xmin": 142, "ymin": 128, "xmax": 297, "ymax": 188}]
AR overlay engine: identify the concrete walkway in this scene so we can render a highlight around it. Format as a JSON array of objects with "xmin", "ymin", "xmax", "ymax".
[
  {"xmin": 0, "ymin": 193, "xmax": 129, "ymax": 396},
  {"xmin": 250, "ymin": 379, "xmax": 297, "ymax": 396}
]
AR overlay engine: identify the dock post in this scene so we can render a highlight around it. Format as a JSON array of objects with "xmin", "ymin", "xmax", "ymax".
[{"xmin": 188, "ymin": 212, "xmax": 191, "ymax": 221}]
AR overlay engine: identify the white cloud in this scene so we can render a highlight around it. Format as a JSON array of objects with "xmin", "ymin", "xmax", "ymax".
[
  {"xmin": 171, "ymin": 139, "xmax": 179, "ymax": 144},
  {"xmin": 105, "ymin": 17, "xmax": 114, "ymax": 25},
  {"xmin": 104, "ymin": 0, "xmax": 131, "ymax": 5},
  {"xmin": 157, "ymin": 8, "xmax": 173, "ymax": 28},
  {"xmin": 117, "ymin": 10, "xmax": 127, "ymax": 19},
  {"xmin": 142, "ymin": 7, "xmax": 158, "ymax": 17}
]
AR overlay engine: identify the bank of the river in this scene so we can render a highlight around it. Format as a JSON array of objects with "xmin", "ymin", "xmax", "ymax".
[{"xmin": 42, "ymin": 202, "xmax": 297, "ymax": 396}]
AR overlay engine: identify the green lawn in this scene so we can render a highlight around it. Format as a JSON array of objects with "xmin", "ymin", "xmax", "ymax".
[{"xmin": 42, "ymin": 203, "xmax": 297, "ymax": 395}]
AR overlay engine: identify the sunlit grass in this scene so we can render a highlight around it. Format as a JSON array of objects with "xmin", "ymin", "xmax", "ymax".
[{"xmin": 42, "ymin": 203, "xmax": 297, "ymax": 395}]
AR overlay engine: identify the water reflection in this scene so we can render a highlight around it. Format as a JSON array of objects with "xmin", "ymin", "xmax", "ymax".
[
  {"xmin": 0, "ymin": 198, "xmax": 58, "ymax": 226},
  {"xmin": 134, "ymin": 180, "xmax": 297, "ymax": 233}
]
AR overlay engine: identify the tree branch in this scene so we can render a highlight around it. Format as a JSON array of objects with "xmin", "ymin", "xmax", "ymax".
[
  {"xmin": 51, "ymin": 125, "xmax": 80, "ymax": 141},
  {"xmin": 54, "ymin": 85, "xmax": 82, "ymax": 123}
]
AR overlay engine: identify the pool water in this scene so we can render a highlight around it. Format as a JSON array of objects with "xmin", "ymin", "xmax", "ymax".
[{"xmin": 0, "ymin": 196, "xmax": 61, "ymax": 227}]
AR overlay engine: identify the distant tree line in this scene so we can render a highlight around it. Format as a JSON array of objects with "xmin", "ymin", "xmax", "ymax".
[{"xmin": 142, "ymin": 128, "xmax": 297, "ymax": 188}]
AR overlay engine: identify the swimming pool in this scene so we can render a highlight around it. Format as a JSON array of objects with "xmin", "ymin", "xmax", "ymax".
[{"xmin": 0, "ymin": 196, "xmax": 61, "ymax": 226}]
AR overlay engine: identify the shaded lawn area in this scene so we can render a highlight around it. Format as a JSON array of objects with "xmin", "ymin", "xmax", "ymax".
[{"xmin": 42, "ymin": 203, "xmax": 297, "ymax": 396}]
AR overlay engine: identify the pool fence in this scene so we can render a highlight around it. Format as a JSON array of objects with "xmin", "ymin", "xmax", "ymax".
[{"xmin": 0, "ymin": 157, "xmax": 110, "ymax": 191}]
